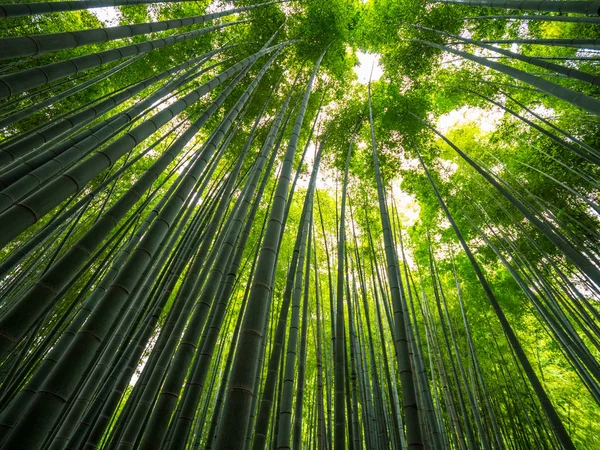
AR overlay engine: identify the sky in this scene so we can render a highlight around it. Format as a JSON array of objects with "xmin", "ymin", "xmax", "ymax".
[
  {"xmin": 89, "ymin": 6, "xmax": 121, "ymax": 26},
  {"xmin": 354, "ymin": 51, "xmax": 384, "ymax": 84},
  {"xmin": 437, "ymin": 105, "xmax": 504, "ymax": 134}
]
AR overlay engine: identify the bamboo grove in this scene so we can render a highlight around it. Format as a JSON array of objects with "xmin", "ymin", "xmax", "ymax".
[{"xmin": 0, "ymin": 0, "xmax": 598, "ymax": 448}]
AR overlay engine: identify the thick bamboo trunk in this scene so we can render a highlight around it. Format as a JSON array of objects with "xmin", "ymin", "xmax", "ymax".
[
  {"xmin": 432, "ymin": 0, "xmax": 600, "ymax": 16},
  {"xmin": 0, "ymin": 0, "xmax": 274, "ymax": 19},
  {"xmin": 0, "ymin": 20, "xmax": 244, "ymax": 100},
  {"xmin": 369, "ymin": 83, "xmax": 423, "ymax": 450},
  {"xmin": 0, "ymin": 2, "xmax": 274, "ymax": 59},
  {"xmin": 213, "ymin": 45, "xmax": 328, "ymax": 450}
]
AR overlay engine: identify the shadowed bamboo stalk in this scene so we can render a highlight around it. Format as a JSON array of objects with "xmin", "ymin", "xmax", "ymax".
[
  {"xmin": 213, "ymin": 45, "xmax": 328, "ymax": 450},
  {"xmin": 431, "ymin": 0, "xmax": 600, "ymax": 16},
  {"xmin": 0, "ymin": 47, "xmax": 234, "ymax": 182},
  {"xmin": 0, "ymin": 55, "xmax": 142, "ymax": 129},
  {"xmin": 459, "ymin": 14, "xmax": 600, "ymax": 23},
  {"xmin": 413, "ymin": 142, "xmax": 577, "ymax": 450},
  {"xmin": 0, "ymin": 43, "xmax": 285, "ymax": 253},
  {"xmin": 415, "ymin": 38, "xmax": 600, "ymax": 117},
  {"xmin": 0, "ymin": 20, "xmax": 246, "ymax": 100},
  {"xmin": 251, "ymin": 114, "xmax": 322, "ymax": 450},
  {"xmin": 0, "ymin": 39, "xmax": 290, "ymax": 448},
  {"xmin": 167, "ymin": 96, "xmax": 284, "ymax": 450},
  {"xmin": 0, "ymin": 123, "xmax": 221, "ymax": 445},
  {"xmin": 411, "ymin": 114, "xmax": 600, "ymax": 287},
  {"xmin": 0, "ymin": 67, "xmax": 240, "ymax": 359},
  {"xmin": 109, "ymin": 53, "xmax": 282, "ymax": 450},
  {"xmin": 277, "ymin": 144, "xmax": 323, "ymax": 450},
  {"xmin": 333, "ymin": 134, "xmax": 353, "ymax": 450},
  {"xmin": 409, "ymin": 23, "xmax": 600, "ymax": 87},
  {"xmin": 0, "ymin": 0, "xmax": 283, "ymax": 19},
  {"xmin": 0, "ymin": 2, "xmax": 275, "ymax": 59},
  {"xmin": 473, "ymin": 38, "xmax": 600, "ymax": 48},
  {"xmin": 369, "ymin": 78, "xmax": 423, "ymax": 450},
  {"xmin": 131, "ymin": 52, "xmax": 282, "ymax": 450},
  {"xmin": 458, "ymin": 87, "xmax": 600, "ymax": 166}
]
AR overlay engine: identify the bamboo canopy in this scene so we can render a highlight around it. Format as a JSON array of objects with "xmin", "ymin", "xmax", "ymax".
[{"xmin": 0, "ymin": 1, "xmax": 599, "ymax": 449}]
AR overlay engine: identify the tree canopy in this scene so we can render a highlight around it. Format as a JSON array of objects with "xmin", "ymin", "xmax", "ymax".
[{"xmin": 0, "ymin": 0, "xmax": 598, "ymax": 449}]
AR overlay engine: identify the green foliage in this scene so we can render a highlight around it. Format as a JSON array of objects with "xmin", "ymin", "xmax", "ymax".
[{"xmin": 1, "ymin": 0, "xmax": 599, "ymax": 448}]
